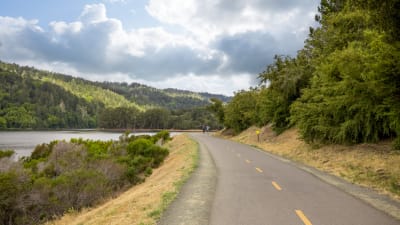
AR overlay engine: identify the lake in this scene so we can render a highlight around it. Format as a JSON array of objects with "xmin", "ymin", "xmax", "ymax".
[{"xmin": 0, "ymin": 130, "xmax": 156, "ymax": 159}]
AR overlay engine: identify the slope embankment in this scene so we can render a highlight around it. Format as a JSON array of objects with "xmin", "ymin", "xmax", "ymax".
[
  {"xmin": 46, "ymin": 134, "xmax": 198, "ymax": 225},
  {"xmin": 221, "ymin": 126, "xmax": 400, "ymax": 201}
]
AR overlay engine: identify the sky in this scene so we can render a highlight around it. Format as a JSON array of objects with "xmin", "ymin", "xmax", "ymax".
[{"xmin": 0, "ymin": 0, "xmax": 319, "ymax": 96}]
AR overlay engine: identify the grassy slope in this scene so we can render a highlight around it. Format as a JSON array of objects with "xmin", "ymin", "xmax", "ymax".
[
  {"xmin": 226, "ymin": 126, "xmax": 400, "ymax": 201},
  {"xmin": 46, "ymin": 134, "xmax": 198, "ymax": 225}
]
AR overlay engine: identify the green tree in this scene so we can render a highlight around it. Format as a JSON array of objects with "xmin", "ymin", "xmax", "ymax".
[
  {"xmin": 4, "ymin": 106, "xmax": 36, "ymax": 128},
  {"xmin": 0, "ymin": 117, "xmax": 6, "ymax": 128},
  {"xmin": 224, "ymin": 90, "xmax": 258, "ymax": 133},
  {"xmin": 291, "ymin": 24, "xmax": 400, "ymax": 144},
  {"xmin": 207, "ymin": 98, "xmax": 225, "ymax": 124}
]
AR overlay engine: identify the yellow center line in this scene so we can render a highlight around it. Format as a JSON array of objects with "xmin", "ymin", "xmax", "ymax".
[
  {"xmin": 245, "ymin": 159, "xmax": 251, "ymax": 163},
  {"xmin": 295, "ymin": 210, "xmax": 313, "ymax": 225},
  {"xmin": 255, "ymin": 167, "xmax": 263, "ymax": 173},
  {"xmin": 272, "ymin": 181, "xmax": 282, "ymax": 191}
]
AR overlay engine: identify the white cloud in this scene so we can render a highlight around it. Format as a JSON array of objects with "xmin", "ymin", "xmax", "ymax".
[
  {"xmin": 137, "ymin": 73, "xmax": 254, "ymax": 96},
  {"xmin": 104, "ymin": 0, "xmax": 127, "ymax": 4},
  {"xmin": 146, "ymin": 0, "xmax": 317, "ymax": 43},
  {"xmin": 79, "ymin": 4, "xmax": 108, "ymax": 24},
  {"xmin": 0, "ymin": 1, "xmax": 319, "ymax": 95}
]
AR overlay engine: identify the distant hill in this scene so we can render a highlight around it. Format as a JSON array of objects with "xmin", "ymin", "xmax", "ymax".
[
  {"xmin": 93, "ymin": 82, "xmax": 230, "ymax": 110},
  {"xmin": 0, "ymin": 61, "xmax": 229, "ymax": 129}
]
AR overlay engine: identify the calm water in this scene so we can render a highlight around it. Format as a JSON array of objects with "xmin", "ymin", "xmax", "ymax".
[{"xmin": 0, "ymin": 130, "xmax": 156, "ymax": 159}]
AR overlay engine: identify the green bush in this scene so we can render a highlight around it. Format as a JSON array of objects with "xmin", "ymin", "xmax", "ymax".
[
  {"xmin": 144, "ymin": 145, "xmax": 169, "ymax": 167},
  {"xmin": 152, "ymin": 130, "xmax": 171, "ymax": 143},
  {"xmin": 0, "ymin": 172, "xmax": 22, "ymax": 225},
  {"xmin": 30, "ymin": 141, "xmax": 58, "ymax": 160},
  {"xmin": 0, "ymin": 134, "xmax": 170, "ymax": 224},
  {"xmin": 291, "ymin": 31, "xmax": 399, "ymax": 144},
  {"xmin": 224, "ymin": 90, "xmax": 258, "ymax": 133},
  {"xmin": 127, "ymin": 139, "xmax": 153, "ymax": 156},
  {"xmin": 0, "ymin": 149, "xmax": 14, "ymax": 159},
  {"xmin": 125, "ymin": 166, "xmax": 142, "ymax": 184}
]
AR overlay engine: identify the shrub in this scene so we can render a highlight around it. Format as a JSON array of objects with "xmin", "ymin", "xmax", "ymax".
[
  {"xmin": 46, "ymin": 142, "xmax": 87, "ymax": 175},
  {"xmin": 30, "ymin": 141, "xmax": 58, "ymax": 160},
  {"xmin": 0, "ymin": 149, "xmax": 14, "ymax": 159},
  {"xmin": 127, "ymin": 139, "xmax": 153, "ymax": 156},
  {"xmin": 144, "ymin": 145, "xmax": 169, "ymax": 167},
  {"xmin": 152, "ymin": 130, "xmax": 171, "ymax": 143},
  {"xmin": 0, "ymin": 134, "xmax": 171, "ymax": 224},
  {"xmin": 52, "ymin": 169, "xmax": 110, "ymax": 209},
  {"xmin": 0, "ymin": 172, "xmax": 22, "ymax": 225}
]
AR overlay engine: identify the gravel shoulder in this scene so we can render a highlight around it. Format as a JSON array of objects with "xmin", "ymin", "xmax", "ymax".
[{"xmin": 158, "ymin": 134, "xmax": 217, "ymax": 225}]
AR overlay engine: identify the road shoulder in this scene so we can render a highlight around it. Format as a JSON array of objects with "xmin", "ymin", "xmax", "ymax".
[{"xmin": 158, "ymin": 134, "xmax": 217, "ymax": 225}]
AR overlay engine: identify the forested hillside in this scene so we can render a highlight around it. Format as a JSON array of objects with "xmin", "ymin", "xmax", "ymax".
[
  {"xmin": 0, "ymin": 68, "xmax": 100, "ymax": 128},
  {"xmin": 95, "ymin": 82, "xmax": 230, "ymax": 110},
  {"xmin": 215, "ymin": 0, "xmax": 400, "ymax": 149},
  {"xmin": 0, "ymin": 61, "xmax": 226, "ymax": 129}
]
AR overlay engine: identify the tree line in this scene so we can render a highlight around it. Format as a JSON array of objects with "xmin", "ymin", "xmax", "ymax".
[
  {"xmin": 211, "ymin": 0, "xmax": 400, "ymax": 149},
  {"xmin": 0, "ymin": 62, "xmax": 224, "ymax": 130},
  {"xmin": 98, "ymin": 106, "xmax": 222, "ymax": 130}
]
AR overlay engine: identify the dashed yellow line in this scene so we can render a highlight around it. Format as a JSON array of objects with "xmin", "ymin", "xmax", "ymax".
[
  {"xmin": 295, "ymin": 210, "xmax": 313, "ymax": 225},
  {"xmin": 255, "ymin": 167, "xmax": 263, "ymax": 173},
  {"xmin": 272, "ymin": 181, "xmax": 282, "ymax": 191},
  {"xmin": 245, "ymin": 159, "xmax": 251, "ymax": 163}
]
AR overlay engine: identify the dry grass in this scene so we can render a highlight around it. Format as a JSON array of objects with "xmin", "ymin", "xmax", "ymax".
[
  {"xmin": 227, "ymin": 126, "xmax": 400, "ymax": 201},
  {"xmin": 46, "ymin": 134, "xmax": 198, "ymax": 225}
]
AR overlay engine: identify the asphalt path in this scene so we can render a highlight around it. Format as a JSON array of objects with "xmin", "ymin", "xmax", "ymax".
[{"xmin": 159, "ymin": 133, "xmax": 400, "ymax": 225}]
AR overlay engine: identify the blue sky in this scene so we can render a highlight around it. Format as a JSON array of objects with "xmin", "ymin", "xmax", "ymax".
[{"xmin": 0, "ymin": 0, "xmax": 319, "ymax": 95}]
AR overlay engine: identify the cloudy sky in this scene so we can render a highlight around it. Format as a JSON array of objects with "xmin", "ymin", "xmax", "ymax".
[{"xmin": 0, "ymin": 0, "xmax": 318, "ymax": 96}]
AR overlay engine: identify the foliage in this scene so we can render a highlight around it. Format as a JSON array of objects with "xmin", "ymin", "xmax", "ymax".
[
  {"xmin": 292, "ymin": 30, "xmax": 399, "ymax": 143},
  {"xmin": 0, "ymin": 172, "xmax": 21, "ymax": 225},
  {"xmin": 0, "ymin": 149, "xmax": 14, "ymax": 159},
  {"xmin": 0, "ymin": 131, "xmax": 170, "ymax": 224},
  {"xmin": 95, "ymin": 81, "xmax": 230, "ymax": 110},
  {"xmin": 41, "ymin": 76, "xmax": 141, "ymax": 110},
  {"xmin": 152, "ymin": 130, "xmax": 171, "ymax": 143},
  {"xmin": 0, "ymin": 61, "xmax": 229, "ymax": 130},
  {"xmin": 222, "ymin": 0, "xmax": 400, "ymax": 148},
  {"xmin": 290, "ymin": 1, "xmax": 400, "ymax": 145},
  {"xmin": 98, "ymin": 106, "xmax": 222, "ymax": 130},
  {"xmin": 0, "ymin": 67, "xmax": 99, "ymax": 129},
  {"xmin": 255, "ymin": 88, "xmax": 291, "ymax": 134},
  {"xmin": 223, "ymin": 90, "xmax": 258, "ymax": 133},
  {"xmin": 207, "ymin": 98, "xmax": 225, "ymax": 124}
]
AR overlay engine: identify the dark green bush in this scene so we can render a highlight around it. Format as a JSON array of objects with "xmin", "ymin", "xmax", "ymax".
[
  {"xmin": 30, "ymin": 141, "xmax": 58, "ymax": 160},
  {"xmin": 127, "ymin": 139, "xmax": 153, "ymax": 156},
  {"xmin": 144, "ymin": 145, "xmax": 169, "ymax": 167},
  {"xmin": 0, "ymin": 172, "xmax": 23, "ymax": 225},
  {"xmin": 0, "ymin": 149, "xmax": 14, "ymax": 159},
  {"xmin": 152, "ymin": 130, "xmax": 171, "ymax": 143}
]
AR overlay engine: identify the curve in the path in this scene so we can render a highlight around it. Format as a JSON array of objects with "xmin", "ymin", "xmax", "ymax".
[{"xmin": 160, "ymin": 133, "xmax": 400, "ymax": 225}]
